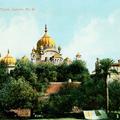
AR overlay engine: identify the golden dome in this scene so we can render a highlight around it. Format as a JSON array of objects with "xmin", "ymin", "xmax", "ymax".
[
  {"xmin": 2, "ymin": 50, "xmax": 16, "ymax": 65},
  {"xmin": 37, "ymin": 25, "xmax": 56, "ymax": 51}
]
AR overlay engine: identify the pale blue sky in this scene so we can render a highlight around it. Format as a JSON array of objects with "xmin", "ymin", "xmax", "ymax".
[{"xmin": 0, "ymin": 0, "xmax": 120, "ymax": 71}]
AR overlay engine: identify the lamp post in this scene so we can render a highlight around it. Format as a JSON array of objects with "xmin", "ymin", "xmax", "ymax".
[{"xmin": 106, "ymin": 75, "xmax": 109, "ymax": 113}]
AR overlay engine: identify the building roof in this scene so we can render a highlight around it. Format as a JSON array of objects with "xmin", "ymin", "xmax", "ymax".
[
  {"xmin": 53, "ymin": 53, "xmax": 62, "ymax": 58},
  {"xmin": 112, "ymin": 63, "xmax": 120, "ymax": 67},
  {"xmin": 112, "ymin": 60, "xmax": 120, "ymax": 67}
]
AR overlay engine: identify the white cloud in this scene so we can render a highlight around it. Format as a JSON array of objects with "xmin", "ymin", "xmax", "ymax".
[
  {"xmin": 0, "ymin": 15, "xmax": 39, "ymax": 58},
  {"xmin": 63, "ymin": 10, "xmax": 120, "ymax": 72}
]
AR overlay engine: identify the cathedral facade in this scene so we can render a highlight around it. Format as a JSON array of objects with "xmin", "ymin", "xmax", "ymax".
[{"xmin": 31, "ymin": 25, "xmax": 63, "ymax": 65}]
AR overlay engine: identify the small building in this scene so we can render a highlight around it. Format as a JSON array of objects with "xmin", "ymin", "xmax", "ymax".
[{"xmin": 111, "ymin": 59, "xmax": 120, "ymax": 80}]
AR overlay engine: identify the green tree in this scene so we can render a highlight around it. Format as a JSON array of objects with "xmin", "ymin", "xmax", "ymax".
[
  {"xmin": 56, "ymin": 63, "xmax": 69, "ymax": 82},
  {"xmin": 99, "ymin": 58, "xmax": 117, "ymax": 113},
  {"xmin": 0, "ymin": 77, "xmax": 38, "ymax": 110},
  {"xmin": 78, "ymin": 78, "xmax": 105, "ymax": 110},
  {"xmin": 109, "ymin": 80, "xmax": 120, "ymax": 111},
  {"xmin": 10, "ymin": 59, "xmax": 49, "ymax": 94},
  {"xmin": 40, "ymin": 83, "xmax": 81, "ymax": 115},
  {"xmin": 0, "ymin": 62, "xmax": 8, "ymax": 89},
  {"xmin": 36, "ymin": 62, "xmax": 57, "ymax": 82},
  {"xmin": 10, "ymin": 59, "xmax": 37, "ymax": 87},
  {"xmin": 67, "ymin": 60, "xmax": 90, "ymax": 82}
]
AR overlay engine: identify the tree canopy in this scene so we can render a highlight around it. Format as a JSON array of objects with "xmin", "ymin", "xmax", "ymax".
[
  {"xmin": 0, "ymin": 62, "xmax": 8, "ymax": 89},
  {"xmin": 0, "ymin": 57, "xmax": 119, "ymax": 118},
  {"xmin": 0, "ymin": 77, "xmax": 37, "ymax": 110},
  {"xmin": 67, "ymin": 60, "xmax": 90, "ymax": 82},
  {"xmin": 109, "ymin": 80, "xmax": 120, "ymax": 111}
]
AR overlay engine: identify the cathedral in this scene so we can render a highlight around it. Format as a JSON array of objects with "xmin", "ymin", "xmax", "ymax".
[
  {"xmin": 31, "ymin": 25, "xmax": 63, "ymax": 65},
  {"xmin": 0, "ymin": 25, "xmax": 82, "ymax": 73}
]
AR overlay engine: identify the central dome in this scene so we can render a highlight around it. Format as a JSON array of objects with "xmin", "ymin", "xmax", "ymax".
[{"xmin": 37, "ymin": 25, "xmax": 56, "ymax": 50}]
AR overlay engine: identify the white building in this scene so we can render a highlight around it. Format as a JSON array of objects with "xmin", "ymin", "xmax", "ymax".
[{"xmin": 111, "ymin": 60, "xmax": 120, "ymax": 80}]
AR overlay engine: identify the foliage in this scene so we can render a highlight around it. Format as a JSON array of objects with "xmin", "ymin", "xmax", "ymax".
[
  {"xmin": 0, "ymin": 62, "xmax": 8, "ymax": 89},
  {"xmin": 34, "ymin": 79, "xmax": 49, "ymax": 93},
  {"xmin": 78, "ymin": 78, "xmax": 105, "ymax": 110},
  {"xmin": 0, "ymin": 77, "xmax": 38, "ymax": 110},
  {"xmin": 37, "ymin": 78, "xmax": 120, "ymax": 115},
  {"xmin": 99, "ymin": 58, "xmax": 115, "ymax": 79},
  {"xmin": 39, "ymin": 83, "xmax": 81, "ymax": 114},
  {"xmin": 11, "ymin": 59, "xmax": 90, "ymax": 83},
  {"xmin": 93, "ymin": 58, "xmax": 116, "ymax": 81},
  {"xmin": 36, "ymin": 62, "xmax": 57, "ymax": 82},
  {"xmin": 93, "ymin": 58, "xmax": 117, "ymax": 112},
  {"xmin": 0, "ymin": 56, "xmax": 119, "ymax": 116},
  {"xmin": 10, "ymin": 59, "xmax": 49, "ymax": 93},
  {"xmin": 109, "ymin": 80, "xmax": 120, "ymax": 111},
  {"xmin": 67, "ymin": 60, "xmax": 90, "ymax": 82},
  {"xmin": 56, "ymin": 63, "xmax": 69, "ymax": 82},
  {"xmin": 10, "ymin": 59, "xmax": 36, "ymax": 82},
  {"xmin": 57, "ymin": 60, "xmax": 90, "ymax": 82}
]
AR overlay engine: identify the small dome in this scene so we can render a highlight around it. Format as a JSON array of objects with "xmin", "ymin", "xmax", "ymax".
[
  {"xmin": 32, "ymin": 47, "xmax": 36, "ymax": 52},
  {"xmin": 76, "ymin": 52, "xmax": 81, "ymax": 58},
  {"xmin": 37, "ymin": 25, "xmax": 56, "ymax": 51},
  {"xmin": 2, "ymin": 50, "xmax": 16, "ymax": 65},
  {"xmin": 64, "ymin": 57, "xmax": 72, "ymax": 64},
  {"xmin": 21, "ymin": 55, "xmax": 29, "ymax": 62}
]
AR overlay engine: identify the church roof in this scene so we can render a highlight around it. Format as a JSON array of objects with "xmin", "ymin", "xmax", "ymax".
[{"xmin": 53, "ymin": 53, "xmax": 62, "ymax": 58}]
